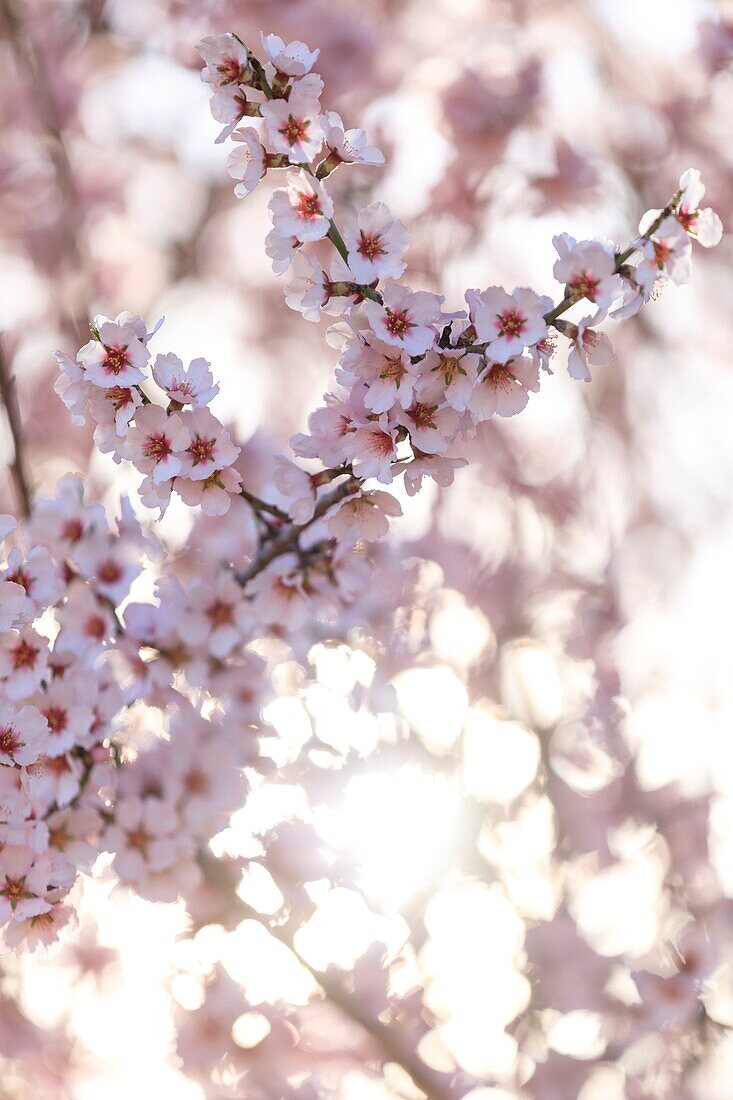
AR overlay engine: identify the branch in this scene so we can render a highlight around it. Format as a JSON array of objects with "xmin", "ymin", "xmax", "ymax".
[
  {"xmin": 0, "ymin": 335, "xmax": 32, "ymax": 517},
  {"xmin": 198, "ymin": 852, "xmax": 457, "ymax": 1100},
  {"xmin": 235, "ymin": 477, "xmax": 359, "ymax": 585}
]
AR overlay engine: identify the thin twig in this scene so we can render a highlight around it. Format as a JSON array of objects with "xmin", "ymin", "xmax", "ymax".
[
  {"xmin": 0, "ymin": 336, "xmax": 32, "ymax": 517},
  {"xmin": 236, "ymin": 478, "xmax": 358, "ymax": 585}
]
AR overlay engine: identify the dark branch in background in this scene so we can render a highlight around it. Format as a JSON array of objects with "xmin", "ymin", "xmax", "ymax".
[
  {"xmin": 1, "ymin": 0, "xmax": 89, "ymax": 336},
  {"xmin": 0, "ymin": 336, "xmax": 32, "ymax": 517},
  {"xmin": 198, "ymin": 852, "xmax": 457, "ymax": 1100}
]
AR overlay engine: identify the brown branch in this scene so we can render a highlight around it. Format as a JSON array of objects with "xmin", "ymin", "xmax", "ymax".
[
  {"xmin": 236, "ymin": 477, "xmax": 359, "ymax": 585},
  {"xmin": 0, "ymin": 336, "xmax": 32, "ymax": 517}
]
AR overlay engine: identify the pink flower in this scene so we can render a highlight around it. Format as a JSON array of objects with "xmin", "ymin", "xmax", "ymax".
[
  {"xmin": 364, "ymin": 280, "xmax": 444, "ymax": 357},
  {"xmin": 227, "ymin": 128, "xmax": 267, "ymax": 197},
  {"xmin": 4, "ymin": 895, "xmax": 76, "ymax": 954},
  {"xmin": 637, "ymin": 215, "xmax": 693, "ymax": 286},
  {"xmin": 675, "ymin": 168, "xmax": 723, "ymax": 247},
  {"xmin": 77, "ymin": 314, "xmax": 150, "ymax": 390},
  {"xmin": 125, "ymin": 405, "xmax": 191, "ymax": 484},
  {"xmin": 269, "ymin": 170, "xmax": 334, "ymax": 243},
  {"xmin": 468, "ymin": 355, "xmax": 540, "ymax": 419},
  {"xmin": 178, "ymin": 409, "xmax": 240, "ymax": 481},
  {"xmin": 284, "ymin": 252, "xmax": 356, "ymax": 322},
  {"xmin": 343, "ymin": 202, "xmax": 408, "ymax": 283},
  {"xmin": 152, "ymin": 353, "xmax": 219, "ymax": 408},
  {"xmin": 320, "ymin": 112, "xmax": 385, "ymax": 169},
  {"xmin": 552, "ymin": 236, "xmax": 621, "ymax": 313},
  {"xmin": 210, "ymin": 85, "xmax": 253, "ymax": 143},
  {"xmin": 260, "ymin": 88, "xmax": 323, "ymax": 162},
  {"xmin": 176, "ymin": 466, "xmax": 243, "ymax": 516},
  {"xmin": 399, "ymin": 400, "xmax": 460, "ymax": 455},
  {"xmin": 348, "ymin": 417, "xmax": 399, "ymax": 483},
  {"xmin": 0, "ymin": 628, "xmax": 48, "ymax": 700},
  {"xmin": 53, "ymin": 351, "xmax": 89, "ymax": 424},
  {"xmin": 327, "ymin": 489, "xmax": 402, "ymax": 542},
  {"xmin": 273, "ymin": 457, "xmax": 317, "ymax": 524},
  {"xmin": 397, "ymin": 454, "xmax": 467, "ymax": 497},
  {"xmin": 339, "ymin": 334, "xmax": 418, "ymax": 414},
  {"xmin": 88, "ymin": 384, "xmax": 143, "ymax": 437},
  {"xmin": 0, "ymin": 579, "xmax": 26, "ymax": 632},
  {"xmin": 105, "ymin": 796, "xmax": 196, "ymax": 902},
  {"xmin": 177, "ymin": 573, "xmax": 250, "ymax": 660},
  {"xmin": 557, "ymin": 318, "xmax": 616, "ymax": 382},
  {"xmin": 249, "ymin": 555, "xmax": 309, "ymax": 628},
  {"xmin": 198, "ymin": 34, "xmax": 252, "ymax": 88},
  {"xmin": 73, "ymin": 535, "xmax": 140, "ymax": 605},
  {"xmin": 260, "ymin": 33, "xmax": 320, "ymax": 78},
  {"xmin": 466, "ymin": 286, "xmax": 551, "ymax": 361},
  {"xmin": 3, "ymin": 547, "xmax": 64, "ymax": 617},
  {"xmin": 0, "ymin": 704, "xmax": 49, "ymax": 767},
  {"xmin": 265, "ymin": 229, "xmax": 300, "ymax": 275},
  {"xmin": 415, "ymin": 349, "xmax": 480, "ymax": 413},
  {"xmin": 30, "ymin": 679, "xmax": 93, "ymax": 759},
  {"xmin": 0, "ymin": 847, "xmax": 54, "ymax": 924},
  {"xmin": 291, "ymin": 393, "xmax": 362, "ymax": 466},
  {"xmin": 54, "ymin": 582, "xmax": 115, "ymax": 658}
]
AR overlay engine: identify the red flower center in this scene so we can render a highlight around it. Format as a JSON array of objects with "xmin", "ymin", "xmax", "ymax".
[
  {"xmin": 569, "ymin": 271, "xmax": 600, "ymax": 301},
  {"xmin": 295, "ymin": 192, "xmax": 323, "ymax": 221},
  {"xmin": 12, "ymin": 639, "xmax": 39, "ymax": 670},
  {"xmin": 143, "ymin": 433, "xmax": 172, "ymax": 461},
  {"xmin": 206, "ymin": 599, "xmax": 233, "ymax": 626},
  {"xmin": 0, "ymin": 725, "xmax": 21, "ymax": 756},
  {"xmin": 497, "ymin": 309, "xmax": 526, "ymax": 339},
  {"xmin": 44, "ymin": 706, "xmax": 68, "ymax": 734},
  {"xmin": 103, "ymin": 345, "xmax": 130, "ymax": 375},
  {"xmin": 358, "ymin": 232, "xmax": 386, "ymax": 261},
  {"xmin": 280, "ymin": 115, "xmax": 309, "ymax": 145},
  {"xmin": 385, "ymin": 308, "xmax": 412, "ymax": 339},
  {"xmin": 188, "ymin": 436, "xmax": 215, "ymax": 466}
]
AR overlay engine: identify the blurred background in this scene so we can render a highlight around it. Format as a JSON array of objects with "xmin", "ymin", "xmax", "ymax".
[{"xmin": 1, "ymin": 1, "xmax": 733, "ymax": 1098}]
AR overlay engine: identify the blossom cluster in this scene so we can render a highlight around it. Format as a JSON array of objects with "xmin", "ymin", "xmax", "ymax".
[
  {"xmin": 55, "ymin": 317, "xmax": 242, "ymax": 516},
  {"xmin": 196, "ymin": 31, "xmax": 722, "ymax": 549}
]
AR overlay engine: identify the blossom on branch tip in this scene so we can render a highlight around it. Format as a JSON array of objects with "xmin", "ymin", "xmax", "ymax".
[
  {"xmin": 152, "ymin": 353, "xmax": 219, "ymax": 408},
  {"xmin": 552, "ymin": 236, "xmax": 621, "ymax": 315},
  {"xmin": 468, "ymin": 355, "xmax": 540, "ymax": 420},
  {"xmin": 327, "ymin": 489, "xmax": 402, "ymax": 542},
  {"xmin": 260, "ymin": 34, "xmax": 320, "ymax": 78},
  {"xmin": 198, "ymin": 34, "xmax": 253, "ymax": 89}
]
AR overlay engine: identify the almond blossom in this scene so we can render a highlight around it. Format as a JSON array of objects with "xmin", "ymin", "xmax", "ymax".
[
  {"xmin": 260, "ymin": 88, "xmax": 324, "ymax": 162},
  {"xmin": 343, "ymin": 202, "xmax": 408, "ymax": 284},
  {"xmin": 556, "ymin": 317, "xmax": 617, "ymax": 382},
  {"xmin": 552, "ymin": 236, "xmax": 622, "ymax": 314},
  {"xmin": 124, "ymin": 405, "xmax": 191, "ymax": 484},
  {"xmin": 0, "ymin": 704, "xmax": 49, "ymax": 768},
  {"xmin": 260, "ymin": 34, "xmax": 320, "ymax": 78},
  {"xmin": 327, "ymin": 489, "xmax": 402, "ymax": 541},
  {"xmin": 319, "ymin": 112, "xmax": 385, "ymax": 174},
  {"xmin": 674, "ymin": 168, "xmax": 722, "ymax": 247},
  {"xmin": 468, "ymin": 356, "xmax": 541, "ymax": 419},
  {"xmin": 466, "ymin": 286, "xmax": 551, "ymax": 361},
  {"xmin": 152, "ymin": 353, "xmax": 219, "ymax": 408},
  {"xmin": 76, "ymin": 313, "xmax": 150, "ymax": 390},
  {"xmin": 269, "ymin": 170, "xmax": 334, "ymax": 243},
  {"xmin": 198, "ymin": 34, "xmax": 253, "ymax": 88},
  {"xmin": 363, "ymin": 281, "xmax": 445, "ymax": 356}
]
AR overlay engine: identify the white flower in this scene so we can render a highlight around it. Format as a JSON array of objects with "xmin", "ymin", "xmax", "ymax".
[
  {"xmin": 553, "ymin": 236, "xmax": 622, "ymax": 314},
  {"xmin": 339, "ymin": 333, "xmax": 418, "ymax": 414},
  {"xmin": 328, "ymin": 489, "xmax": 402, "ymax": 542},
  {"xmin": 265, "ymin": 228, "xmax": 300, "ymax": 275},
  {"xmin": 124, "ymin": 405, "xmax": 191, "ymax": 484},
  {"xmin": 637, "ymin": 215, "xmax": 693, "ymax": 286},
  {"xmin": 397, "ymin": 454, "xmax": 467, "ymax": 497},
  {"xmin": 468, "ymin": 356, "xmax": 540, "ymax": 420},
  {"xmin": 77, "ymin": 315, "xmax": 150, "ymax": 389},
  {"xmin": 415, "ymin": 349, "xmax": 480, "ymax": 413},
  {"xmin": 561, "ymin": 318, "xmax": 616, "ymax": 382},
  {"xmin": 465, "ymin": 286, "xmax": 551, "ymax": 362},
  {"xmin": 152, "ymin": 353, "xmax": 219, "ymax": 407},
  {"xmin": 88, "ymin": 384, "xmax": 143, "ymax": 436},
  {"xmin": 176, "ymin": 466, "xmax": 242, "ymax": 516},
  {"xmin": 178, "ymin": 409, "xmax": 240, "ymax": 481},
  {"xmin": 260, "ymin": 33, "xmax": 320, "ymax": 77},
  {"xmin": 363, "ymin": 280, "xmax": 444, "ymax": 357},
  {"xmin": 0, "ymin": 704, "xmax": 49, "ymax": 767},
  {"xmin": 398, "ymin": 399, "xmax": 460, "ymax": 455},
  {"xmin": 320, "ymin": 111, "xmax": 384, "ymax": 167},
  {"xmin": 198, "ymin": 34, "xmax": 252, "ymax": 87},
  {"xmin": 343, "ymin": 202, "xmax": 408, "ymax": 283},
  {"xmin": 269, "ymin": 170, "xmax": 333, "ymax": 243},
  {"xmin": 675, "ymin": 168, "xmax": 723, "ymax": 247},
  {"xmin": 260, "ymin": 88, "xmax": 323, "ymax": 162},
  {"xmin": 3, "ymin": 546, "xmax": 64, "ymax": 616},
  {"xmin": 226, "ymin": 128, "xmax": 267, "ymax": 196},
  {"xmin": 177, "ymin": 573, "xmax": 250, "ymax": 660},
  {"xmin": 273, "ymin": 457, "xmax": 317, "ymax": 524},
  {"xmin": 249, "ymin": 554, "xmax": 309, "ymax": 629},
  {"xmin": 53, "ymin": 351, "xmax": 89, "ymax": 424},
  {"xmin": 0, "ymin": 627, "xmax": 48, "ymax": 700},
  {"xmin": 284, "ymin": 252, "xmax": 355, "ymax": 321},
  {"xmin": 348, "ymin": 417, "xmax": 398, "ymax": 483},
  {"xmin": 0, "ymin": 579, "xmax": 26, "ymax": 632}
]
